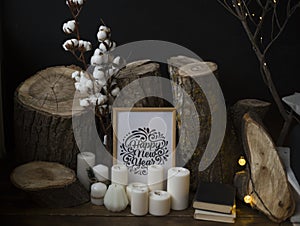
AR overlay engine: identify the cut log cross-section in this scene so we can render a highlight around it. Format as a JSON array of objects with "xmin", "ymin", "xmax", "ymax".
[
  {"xmin": 10, "ymin": 161, "xmax": 90, "ymax": 207},
  {"xmin": 14, "ymin": 66, "xmax": 86, "ymax": 169},
  {"xmin": 239, "ymin": 113, "xmax": 295, "ymax": 223}
]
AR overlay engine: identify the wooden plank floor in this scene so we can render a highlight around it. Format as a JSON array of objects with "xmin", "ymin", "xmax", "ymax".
[{"xmin": 0, "ymin": 160, "xmax": 292, "ymax": 226}]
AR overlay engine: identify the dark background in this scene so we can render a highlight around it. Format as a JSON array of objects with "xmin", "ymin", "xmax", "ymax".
[{"xmin": 1, "ymin": 0, "xmax": 300, "ymax": 163}]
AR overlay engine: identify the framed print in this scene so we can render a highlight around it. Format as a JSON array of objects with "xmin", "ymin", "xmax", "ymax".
[{"xmin": 113, "ymin": 107, "xmax": 176, "ymax": 184}]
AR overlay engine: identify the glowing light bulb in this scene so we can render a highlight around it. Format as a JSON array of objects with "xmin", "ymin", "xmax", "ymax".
[
  {"xmin": 259, "ymin": 16, "xmax": 263, "ymax": 20},
  {"xmin": 238, "ymin": 156, "xmax": 246, "ymax": 166},
  {"xmin": 244, "ymin": 195, "xmax": 252, "ymax": 204},
  {"xmin": 252, "ymin": 13, "xmax": 255, "ymax": 16},
  {"xmin": 237, "ymin": 2, "xmax": 241, "ymax": 6}
]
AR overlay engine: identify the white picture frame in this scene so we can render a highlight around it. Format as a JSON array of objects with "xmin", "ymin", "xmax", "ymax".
[{"xmin": 113, "ymin": 107, "xmax": 176, "ymax": 184}]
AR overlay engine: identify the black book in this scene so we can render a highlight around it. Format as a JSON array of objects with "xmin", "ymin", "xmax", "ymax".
[{"xmin": 193, "ymin": 182, "xmax": 236, "ymax": 214}]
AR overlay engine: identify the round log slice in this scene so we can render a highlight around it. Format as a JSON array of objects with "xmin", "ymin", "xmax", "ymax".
[
  {"xmin": 241, "ymin": 113, "xmax": 295, "ymax": 222},
  {"xmin": 10, "ymin": 161, "xmax": 89, "ymax": 207},
  {"xmin": 14, "ymin": 66, "xmax": 87, "ymax": 169}
]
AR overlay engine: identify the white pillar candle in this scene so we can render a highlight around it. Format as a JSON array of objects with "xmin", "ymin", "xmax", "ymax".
[
  {"xmin": 167, "ymin": 167, "xmax": 190, "ymax": 210},
  {"xmin": 77, "ymin": 152, "xmax": 96, "ymax": 190},
  {"xmin": 93, "ymin": 164, "xmax": 109, "ymax": 182},
  {"xmin": 126, "ymin": 182, "xmax": 148, "ymax": 204},
  {"xmin": 111, "ymin": 164, "xmax": 128, "ymax": 186},
  {"xmin": 149, "ymin": 190, "xmax": 171, "ymax": 216},
  {"xmin": 91, "ymin": 182, "xmax": 107, "ymax": 205},
  {"xmin": 147, "ymin": 165, "xmax": 164, "ymax": 191},
  {"xmin": 131, "ymin": 187, "xmax": 148, "ymax": 216}
]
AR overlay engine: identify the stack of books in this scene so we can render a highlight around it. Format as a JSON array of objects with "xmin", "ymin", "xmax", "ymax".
[{"xmin": 193, "ymin": 182, "xmax": 236, "ymax": 223}]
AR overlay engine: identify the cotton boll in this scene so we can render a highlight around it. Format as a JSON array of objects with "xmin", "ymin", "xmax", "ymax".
[
  {"xmin": 97, "ymin": 94, "xmax": 108, "ymax": 105},
  {"xmin": 110, "ymin": 41, "xmax": 116, "ymax": 51},
  {"xmin": 63, "ymin": 20, "xmax": 76, "ymax": 34},
  {"xmin": 99, "ymin": 42, "xmax": 109, "ymax": 53},
  {"xmin": 89, "ymin": 95, "xmax": 98, "ymax": 105},
  {"xmin": 108, "ymin": 68, "xmax": 117, "ymax": 77},
  {"xmin": 93, "ymin": 68, "xmax": 105, "ymax": 80},
  {"xmin": 72, "ymin": 71, "xmax": 80, "ymax": 79},
  {"xmin": 74, "ymin": 82, "xmax": 80, "ymax": 90},
  {"xmin": 80, "ymin": 98, "xmax": 90, "ymax": 107},
  {"xmin": 111, "ymin": 87, "xmax": 120, "ymax": 97},
  {"xmin": 85, "ymin": 79, "xmax": 93, "ymax": 90},
  {"xmin": 97, "ymin": 30, "xmax": 108, "ymax": 42},
  {"xmin": 83, "ymin": 41, "xmax": 92, "ymax": 51},
  {"xmin": 62, "ymin": 39, "xmax": 79, "ymax": 51}
]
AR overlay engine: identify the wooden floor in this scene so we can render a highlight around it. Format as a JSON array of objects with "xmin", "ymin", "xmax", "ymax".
[{"xmin": 0, "ymin": 160, "xmax": 292, "ymax": 226}]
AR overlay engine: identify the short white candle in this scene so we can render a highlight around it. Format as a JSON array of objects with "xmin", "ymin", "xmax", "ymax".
[
  {"xmin": 149, "ymin": 190, "xmax": 171, "ymax": 216},
  {"xmin": 131, "ymin": 187, "xmax": 148, "ymax": 216},
  {"xmin": 126, "ymin": 182, "xmax": 148, "ymax": 205},
  {"xmin": 93, "ymin": 164, "xmax": 109, "ymax": 182},
  {"xmin": 91, "ymin": 182, "xmax": 107, "ymax": 205},
  {"xmin": 147, "ymin": 165, "xmax": 164, "ymax": 191},
  {"xmin": 167, "ymin": 167, "xmax": 190, "ymax": 210},
  {"xmin": 77, "ymin": 152, "xmax": 96, "ymax": 190},
  {"xmin": 111, "ymin": 164, "xmax": 128, "ymax": 186}
]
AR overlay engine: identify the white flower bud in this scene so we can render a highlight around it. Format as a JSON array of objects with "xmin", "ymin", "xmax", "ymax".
[
  {"xmin": 80, "ymin": 98, "xmax": 90, "ymax": 107},
  {"xmin": 111, "ymin": 87, "xmax": 120, "ymax": 96}
]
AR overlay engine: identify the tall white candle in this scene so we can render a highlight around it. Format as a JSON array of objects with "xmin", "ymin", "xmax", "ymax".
[
  {"xmin": 91, "ymin": 182, "xmax": 107, "ymax": 205},
  {"xmin": 111, "ymin": 164, "xmax": 128, "ymax": 186},
  {"xmin": 147, "ymin": 165, "xmax": 164, "ymax": 191},
  {"xmin": 126, "ymin": 182, "xmax": 148, "ymax": 204},
  {"xmin": 149, "ymin": 190, "xmax": 171, "ymax": 216},
  {"xmin": 167, "ymin": 167, "xmax": 190, "ymax": 210},
  {"xmin": 77, "ymin": 152, "xmax": 95, "ymax": 190},
  {"xmin": 93, "ymin": 164, "xmax": 109, "ymax": 182},
  {"xmin": 131, "ymin": 187, "xmax": 148, "ymax": 216}
]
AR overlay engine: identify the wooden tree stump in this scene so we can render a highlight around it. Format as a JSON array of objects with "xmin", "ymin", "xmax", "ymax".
[
  {"xmin": 237, "ymin": 113, "xmax": 295, "ymax": 222},
  {"xmin": 14, "ymin": 66, "xmax": 89, "ymax": 169},
  {"xmin": 116, "ymin": 60, "xmax": 165, "ymax": 107},
  {"xmin": 10, "ymin": 161, "xmax": 89, "ymax": 207},
  {"xmin": 231, "ymin": 99, "xmax": 271, "ymax": 133},
  {"xmin": 168, "ymin": 56, "xmax": 226, "ymax": 190}
]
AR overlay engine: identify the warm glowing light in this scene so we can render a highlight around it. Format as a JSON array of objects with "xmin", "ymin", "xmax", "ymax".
[
  {"xmin": 252, "ymin": 13, "xmax": 255, "ymax": 16},
  {"xmin": 259, "ymin": 16, "xmax": 263, "ymax": 20},
  {"xmin": 244, "ymin": 195, "xmax": 252, "ymax": 204},
  {"xmin": 273, "ymin": 0, "xmax": 277, "ymax": 3},
  {"xmin": 238, "ymin": 156, "xmax": 246, "ymax": 166},
  {"xmin": 237, "ymin": 2, "xmax": 241, "ymax": 6}
]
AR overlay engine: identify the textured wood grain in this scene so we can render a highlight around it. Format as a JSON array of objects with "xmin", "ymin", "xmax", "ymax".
[
  {"xmin": 116, "ymin": 60, "xmax": 165, "ymax": 107},
  {"xmin": 10, "ymin": 161, "xmax": 89, "ymax": 208},
  {"xmin": 241, "ymin": 113, "xmax": 295, "ymax": 222},
  {"xmin": 14, "ymin": 66, "xmax": 88, "ymax": 169}
]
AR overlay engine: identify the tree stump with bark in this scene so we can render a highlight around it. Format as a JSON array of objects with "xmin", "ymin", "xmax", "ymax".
[
  {"xmin": 116, "ymin": 60, "xmax": 165, "ymax": 107},
  {"xmin": 168, "ymin": 56, "xmax": 230, "ymax": 190},
  {"xmin": 14, "ymin": 66, "xmax": 90, "ymax": 169},
  {"xmin": 10, "ymin": 161, "xmax": 89, "ymax": 207},
  {"xmin": 235, "ymin": 112, "xmax": 295, "ymax": 223}
]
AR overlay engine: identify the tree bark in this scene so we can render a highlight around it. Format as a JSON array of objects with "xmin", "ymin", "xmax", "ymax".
[
  {"xmin": 14, "ymin": 66, "xmax": 89, "ymax": 169},
  {"xmin": 10, "ymin": 161, "xmax": 89, "ymax": 208},
  {"xmin": 168, "ymin": 56, "xmax": 232, "ymax": 190},
  {"xmin": 116, "ymin": 60, "xmax": 165, "ymax": 107}
]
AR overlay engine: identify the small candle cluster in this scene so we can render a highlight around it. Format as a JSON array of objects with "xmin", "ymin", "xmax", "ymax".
[{"xmin": 76, "ymin": 152, "xmax": 190, "ymax": 216}]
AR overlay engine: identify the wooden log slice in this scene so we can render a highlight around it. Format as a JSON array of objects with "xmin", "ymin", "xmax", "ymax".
[
  {"xmin": 10, "ymin": 161, "xmax": 89, "ymax": 207},
  {"xmin": 116, "ymin": 60, "xmax": 165, "ymax": 107},
  {"xmin": 241, "ymin": 113, "xmax": 295, "ymax": 222},
  {"xmin": 14, "ymin": 66, "xmax": 89, "ymax": 169}
]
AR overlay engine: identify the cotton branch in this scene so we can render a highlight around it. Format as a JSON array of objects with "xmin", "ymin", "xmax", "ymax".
[{"xmin": 217, "ymin": 0, "xmax": 300, "ymax": 145}]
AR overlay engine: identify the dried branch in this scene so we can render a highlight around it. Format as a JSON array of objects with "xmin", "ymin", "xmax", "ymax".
[{"xmin": 218, "ymin": 0, "xmax": 300, "ymax": 145}]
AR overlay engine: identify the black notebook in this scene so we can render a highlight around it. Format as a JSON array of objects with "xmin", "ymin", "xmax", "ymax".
[{"xmin": 193, "ymin": 182, "xmax": 236, "ymax": 214}]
